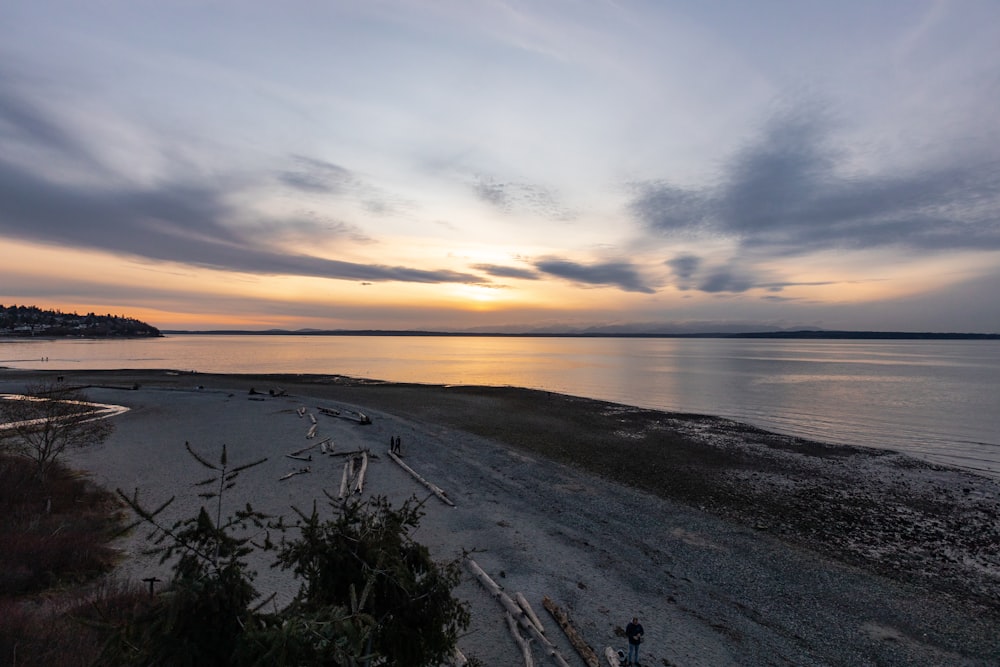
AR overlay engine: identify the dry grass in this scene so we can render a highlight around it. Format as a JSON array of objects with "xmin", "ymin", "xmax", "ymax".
[{"xmin": 0, "ymin": 454, "xmax": 139, "ymax": 666}]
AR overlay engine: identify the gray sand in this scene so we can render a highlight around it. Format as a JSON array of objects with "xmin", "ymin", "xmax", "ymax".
[{"xmin": 2, "ymin": 370, "xmax": 998, "ymax": 666}]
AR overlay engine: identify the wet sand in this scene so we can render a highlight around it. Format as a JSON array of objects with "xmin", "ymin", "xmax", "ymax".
[{"xmin": 2, "ymin": 368, "xmax": 998, "ymax": 665}]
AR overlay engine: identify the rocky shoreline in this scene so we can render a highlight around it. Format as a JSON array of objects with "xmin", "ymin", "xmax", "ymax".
[{"xmin": 2, "ymin": 368, "xmax": 998, "ymax": 664}]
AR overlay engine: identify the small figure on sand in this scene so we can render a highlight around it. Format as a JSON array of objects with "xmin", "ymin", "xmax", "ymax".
[
  {"xmin": 625, "ymin": 616, "xmax": 644, "ymax": 666},
  {"xmin": 390, "ymin": 435, "xmax": 402, "ymax": 455}
]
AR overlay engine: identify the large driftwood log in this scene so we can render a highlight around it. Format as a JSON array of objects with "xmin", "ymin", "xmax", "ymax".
[
  {"xmin": 506, "ymin": 612, "xmax": 536, "ymax": 667},
  {"xmin": 353, "ymin": 451, "xmax": 369, "ymax": 494},
  {"xmin": 464, "ymin": 558, "xmax": 570, "ymax": 667},
  {"xmin": 542, "ymin": 596, "xmax": 599, "ymax": 667},
  {"xmin": 388, "ymin": 450, "xmax": 455, "ymax": 507},
  {"xmin": 338, "ymin": 460, "xmax": 351, "ymax": 499},
  {"xmin": 516, "ymin": 592, "xmax": 546, "ymax": 635}
]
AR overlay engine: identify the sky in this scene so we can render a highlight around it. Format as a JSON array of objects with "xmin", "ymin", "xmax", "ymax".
[{"xmin": 2, "ymin": 1, "xmax": 999, "ymax": 333}]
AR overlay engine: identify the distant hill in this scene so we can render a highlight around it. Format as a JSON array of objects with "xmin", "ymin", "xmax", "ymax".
[{"xmin": 0, "ymin": 304, "xmax": 161, "ymax": 338}]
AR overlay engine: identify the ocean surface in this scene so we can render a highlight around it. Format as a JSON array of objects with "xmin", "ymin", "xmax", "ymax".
[{"xmin": 2, "ymin": 334, "xmax": 998, "ymax": 478}]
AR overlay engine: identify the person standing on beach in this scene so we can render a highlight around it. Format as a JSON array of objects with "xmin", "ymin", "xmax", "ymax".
[{"xmin": 625, "ymin": 616, "xmax": 644, "ymax": 665}]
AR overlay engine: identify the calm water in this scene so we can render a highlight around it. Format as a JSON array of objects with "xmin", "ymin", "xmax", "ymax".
[{"xmin": 2, "ymin": 335, "xmax": 998, "ymax": 478}]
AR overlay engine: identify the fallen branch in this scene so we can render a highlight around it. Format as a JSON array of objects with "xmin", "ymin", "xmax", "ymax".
[
  {"xmin": 279, "ymin": 467, "xmax": 310, "ymax": 481},
  {"xmin": 388, "ymin": 450, "xmax": 454, "ymax": 507},
  {"xmin": 543, "ymin": 596, "xmax": 599, "ymax": 667},
  {"xmin": 306, "ymin": 423, "xmax": 318, "ymax": 439},
  {"xmin": 285, "ymin": 454, "xmax": 312, "ymax": 462}
]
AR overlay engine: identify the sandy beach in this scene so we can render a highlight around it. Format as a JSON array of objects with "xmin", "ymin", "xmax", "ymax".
[{"xmin": 2, "ymin": 368, "xmax": 998, "ymax": 666}]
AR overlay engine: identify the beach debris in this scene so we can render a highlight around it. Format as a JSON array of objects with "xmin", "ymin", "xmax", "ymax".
[
  {"xmin": 516, "ymin": 592, "xmax": 546, "ymax": 636},
  {"xmin": 338, "ymin": 459, "xmax": 352, "ymax": 499},
  {"xmin": 354, "ymin": 451, "xmax": 369, "ymax": 495},
  {"xmin": 448, "ymin": 647, "xmax": 468, "ymax": 667},
  {"xmin": 296, "ymin": 406, "xmax": 307, "ymax": 417},
  {"xmin": 279, "ymin": 467, "xmax": 310, "ymax": 481},
  {"xmin": 306, "ymin": 423, "xmax": 318, "ymax": 439},
  {"xmin": 505, "ymin": 611, "xmax": 535, "ymax": 667},
  {"xmin": 603, "ymin": 647, "xmax": 623, "ymax": 667},
  {"xmin": 320, "ymin": 441, "xmax": 327, "ymax": 455},
  {"xmin": 316, "ymin": 405, "xmax": 370, "ymax": 425},
  {"xmin": 309, "ymin": 413, "xmax": 317, "ymax": 424},
  {"xmin": 286, "ymin": 454, "xmax": 312, "ymax": 462},
  {"xmin": 289, "ymin": 438, "xmax": 329, "ymax": 457},
  {"xmin": 336, "ymin": 451, "xmax": 370, "ymax": 498},
  {"xmin": 543, "ymin": 596, "xmax": 599, "ymax": 667},
  {"xmin": 464, "ymin": 558, "xmax": 570, "ymax": 667},
  {"xmin": 388, "ymin": 450, "xmax": 455, "ymax": 507}
]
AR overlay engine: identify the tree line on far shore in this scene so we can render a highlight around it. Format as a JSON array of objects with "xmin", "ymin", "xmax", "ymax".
[{"xmin": 0, "ymin": 304, "xmax": 161, "ymax": 338}]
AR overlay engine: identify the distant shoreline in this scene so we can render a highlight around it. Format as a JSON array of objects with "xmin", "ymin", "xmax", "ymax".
[{"xmin": 159, "ymin": 329, "xmax": 1000, "ymax": 340}]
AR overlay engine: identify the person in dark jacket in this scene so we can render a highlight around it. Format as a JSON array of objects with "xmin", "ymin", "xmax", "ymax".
[{"xmin": 625, "ymin": 616, "xmax": 644, "ymax": 665}]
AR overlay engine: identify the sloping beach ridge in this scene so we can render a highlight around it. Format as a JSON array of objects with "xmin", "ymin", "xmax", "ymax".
[{"xmin": 2, "ymin": 369, "xmax": 998, "ymax": 665}]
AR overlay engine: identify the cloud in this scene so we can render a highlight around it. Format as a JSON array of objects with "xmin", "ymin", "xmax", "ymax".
[
  {"xmin": 665, "ymin": 253, "xmax": 701, "ymax": 289},
  {"xmin": 278, "ymin": 156, "xmax": 356, "ymax": 194},
  {"xmin": 0, "ymin": 88, "xmax": 481, "ymax": 285},
  {"xmin": 279, "ymin": 154, "xmax": 412, "ymax": 217},
  {"xmin": 697, "ymin": 269, "xmax": 754, "ymax": 293},
  {"xmin": 472, "ymin": 174, "xmax": 575, "ymax": 220},
  {"xmin": 630, "ymin": 104, "xmax": 1000, "ymax": 255},
  {"xmin": 534, "ymin": 258, "xmax": 655, "ymax": 293},
  {"xmin": 473, "ymin": 263, "xmax": 540, "ymax": 280}
]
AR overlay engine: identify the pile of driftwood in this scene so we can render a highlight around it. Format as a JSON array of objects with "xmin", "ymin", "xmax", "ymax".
[
  {"xmin": 464, "ymin": 558, "xmax": 602, "ymax": 667},
  {"xmin": 337, "ymin": 450, "xmax": 369, "ymax": 498}
]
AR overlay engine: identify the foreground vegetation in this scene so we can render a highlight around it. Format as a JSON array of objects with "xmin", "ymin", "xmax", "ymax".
[
  {"xmin": 0, "ymin": 442, "xmax": 471, "ymax": 666},
  {"xmin": 0, "ymin": 454, "xmax": 137, "ymax": 666}
]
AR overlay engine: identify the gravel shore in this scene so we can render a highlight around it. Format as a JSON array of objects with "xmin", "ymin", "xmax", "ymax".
[{"xmin": 2, "ymin": 369, "xmax": 998, "ymax": 666}]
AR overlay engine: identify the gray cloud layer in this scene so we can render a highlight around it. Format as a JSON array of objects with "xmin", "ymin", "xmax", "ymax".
[
  {"xmin": 631, "ymin": 108, "xmax": 1000, "ymax": 251},
  {"xmin": 0, "ymin": 85, "xmax": 480, "ymax": 285},
  {"xmin": 632, "ymin": 105, "xmax": 1000, "ymax": 294},
  {"xmin": 534, "ymin": 258, "xmax": 655, "ymax": 293}
]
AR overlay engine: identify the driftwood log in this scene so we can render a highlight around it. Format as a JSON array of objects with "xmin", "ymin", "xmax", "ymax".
[
  {"xmin": 506, "ymin": 612, "xmax": 536, "ymax": 667},
  {"xmin": 517, "ymin": 592, "xmax": 546, "ymax": 635},
  {"xmin": 279, "ymin": 467, "xmax": 310, "ymax": 481},
  {"xmin": 603, "ymin": 646, "xmax": 623, "ymax": 666},
  {"xmin": 290, "ymin": 438, "xmax": 329, "ymax": 456},
  {"xmin": 388, "ymin": 450, "xmax": 454, "ymax": 507},
  {"xmin": 353, "ymin": 451, "xmax": 369, "ymax": 494},
  {"xmin": 464, "ymin": 558, "xmax": 570, "ymax": 667},
  {"xmin": 338, "ymin": 460, "xmax": 351, "ymax": 499},
  {"xmin": 543, "ymin": 596, "xmax": 599, "ymax": 667}
]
